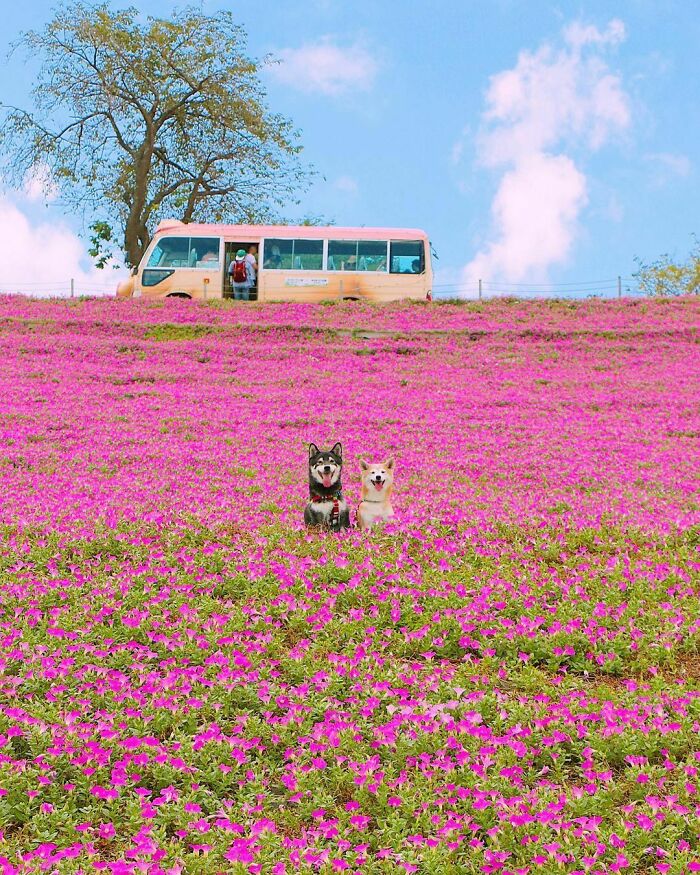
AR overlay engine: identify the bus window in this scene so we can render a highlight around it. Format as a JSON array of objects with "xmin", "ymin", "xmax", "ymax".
[
  {"xmin": 264, "ymin": 238, "xmax": 322, "ymax": 270},
  {"xmin": 263, "ymin": 239, "xmax": 291, "ymax": 269},
  {"xmin": 292, "ymin": 239, "xmax": 323, "ymax": 270},
  {"xmin": 357, "ymin": 241, "xmax": 388, "ymax": 272},
  {"xmin": 148, "ymin": 237, "xmax": 189, "ymax": 268},
  {"xmin": 328, "ymin": 240, "xmax": 388, "ymax": 271},
  {"xmin": 147, "ymin": 236, "xmax": 220, "ymax": 269},
  {"xmin": 189, "ymin": 237, "xmax": 220, "ymax": 268},
  {"xmin": 328, "ymin": 240, "xmax": 357, "ymax": 271},
  {"xmin": 390, "ymin": 240, "xmax": 424, "ymax": 274}
]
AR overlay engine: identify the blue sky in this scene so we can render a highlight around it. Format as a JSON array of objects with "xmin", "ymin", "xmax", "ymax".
[{"xmin": 0, "ymin": 0, "xmax": 698, "ymax": 296}]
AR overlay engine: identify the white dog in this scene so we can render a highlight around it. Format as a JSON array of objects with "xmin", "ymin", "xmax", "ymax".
[{"xmin": 357, "ymin": 458, "xmax": 395, "ymax": 530}]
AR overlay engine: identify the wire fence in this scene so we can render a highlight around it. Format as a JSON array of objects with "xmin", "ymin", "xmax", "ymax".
[
  {"xmin": 0, "ymin": 278, "xmax": 122, "ymax": 297},
  {"xmin": 432, "ymin": 276, "xmax": 646, "ymax": 300},
  {"xmin": 0, "ymin": 275, "xmax": 649, "ymax": 300}
]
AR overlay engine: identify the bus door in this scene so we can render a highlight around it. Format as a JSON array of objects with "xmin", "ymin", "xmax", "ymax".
[{"xmin": 224, "ymin": 241, "xmax": 260, "ymax": 300}]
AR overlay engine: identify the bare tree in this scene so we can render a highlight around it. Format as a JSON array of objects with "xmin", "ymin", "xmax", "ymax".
[{"xmin": 0, "ymin": 3, "xmax": 312, "ymax": 267}]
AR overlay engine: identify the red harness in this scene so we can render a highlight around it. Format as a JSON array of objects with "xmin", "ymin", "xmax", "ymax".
[{"xmin": 310, "ymin": 492, "xmax": 341, "ymax": 526}]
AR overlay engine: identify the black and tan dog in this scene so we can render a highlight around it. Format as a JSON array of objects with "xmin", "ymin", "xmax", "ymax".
[{"xmin": 304, "ymin": 442, "xmax": 350, "ymax": 531}]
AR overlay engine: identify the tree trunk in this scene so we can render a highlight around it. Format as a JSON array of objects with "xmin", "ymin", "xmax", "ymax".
[
  {"xmin": 181, "ymin": 177, "xmax": 203, "ymax": 224},
  {"xmin": 124, "ymin": 216, "xmax": 151, "ymax": 269},
  {"xmin": 123, "ymin": 140, "xmax": 154, "ymax": 268}
]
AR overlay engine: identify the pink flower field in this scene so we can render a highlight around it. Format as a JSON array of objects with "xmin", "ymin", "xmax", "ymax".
[{"xmin": 0, "ymin": 294, "xmax": 698, "ymax": 874}]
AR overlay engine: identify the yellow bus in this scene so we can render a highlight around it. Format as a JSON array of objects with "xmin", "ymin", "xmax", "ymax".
[{"xmin": 116, "ymin": 220, "xmax": 433, "ymax": 302}]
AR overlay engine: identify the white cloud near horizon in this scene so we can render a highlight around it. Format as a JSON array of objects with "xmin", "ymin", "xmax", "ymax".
[
  {"xmin": 466, "ymin": 153, "xmax": 588, "ymax": 287},
  {"xmin": 0, "ymin": 193, "xmax": 126, "ymax": 296},
  {"xmin": 462, "ymin": 19, "xmax": 631, "ymax": 291},
  {"xmin": 269, "ymin": 38, "xmax": 379, "ymax": 96}
]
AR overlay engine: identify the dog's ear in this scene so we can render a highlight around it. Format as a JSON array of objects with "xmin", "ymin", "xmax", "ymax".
[
  {"xmin": 308, "ymin": 443, "xmax": 319, "ymax": 459},
  {"xmin": 359, "ymin": 458, "xmax": 369, "ymax": 471},
  {"xmin": 331, "ymin": 442, "xmax": 342, "ymax": 459},
  {"xmin": 385, "ymin": 457, "xmax": 395, "ymax": 471}
]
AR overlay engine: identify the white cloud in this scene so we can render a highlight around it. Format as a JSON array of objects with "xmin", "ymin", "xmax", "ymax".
[
  {"xmin": 0, "ymin": 193, "xmax": 126, "ymax": 296},
  {"xmin": 466, "ymin": 153, "xmax": 587, "ymax": 286},
  {"xmin": 563, "ymin": 19, "xmax": 626, "ymax": 49},
  {"xmin": 462, "ymin": 19, "xmax": 631, "ymax": 290},
  {"xmin": 432, "ymin": 264, "xmax": 467, "ymax": 299},
  {"xmin": 22, "ymin": 163, "xmax": 60, "ymax": 203},
  {"xmin": 604, "ymin": 192, "xmax": 625, "ymax": 223},
  {"xmin": 333, "ymin": 175, "xmax": 359, "ymax": 194},
  {"xmin": 451, "ymin": 126, "xmax": 471, "ymax": 166},
  {"xmin": 644, "ymin": 151, "xmax": 692, "ymax": 185},
  {"xmin": 270, "ymin": 38, "xmax": 379, "ymax": 96},
  {"xmin": 479, "ymin": 26, "xmax": 629, "ymax": 162}
]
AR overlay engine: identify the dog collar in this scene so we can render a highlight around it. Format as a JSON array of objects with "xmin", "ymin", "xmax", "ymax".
[
  {"xmin": 309, "ymin": 489, "xmax": 343, "ymax": 501},
  {"xmin": 310, "ymin": 490, "xmax": 343, "ymax": 502}
]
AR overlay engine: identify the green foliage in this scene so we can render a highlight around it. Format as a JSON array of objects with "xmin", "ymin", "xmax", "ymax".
[
  {"xmin": 0, "ymin": 2, "xmax": 312, "ymax": 267},
  {"xmin": 634, "ymin": 235, "xmax": 700, "ymax": 296},
  {"xmin": 87, "ymin": 220, "xmax": 116, "ymax": 269},
  {"xmin": 144, "ymin": 323, "xmax": 222, "ymax": 342}
]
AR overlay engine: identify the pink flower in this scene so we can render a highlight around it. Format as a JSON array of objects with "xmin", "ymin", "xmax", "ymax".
[
  {"xmin": 224, "ymin": 840, "xmax": 256, "ymax": 864},
  {"xmin": 98, "ymin": 823, "xmax": 116, "ymax": 840}
]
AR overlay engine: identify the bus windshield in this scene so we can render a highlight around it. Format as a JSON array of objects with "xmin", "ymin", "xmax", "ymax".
[{"xmin": 147, "ymin": 236, "xmax": 220, "ymax": 269}]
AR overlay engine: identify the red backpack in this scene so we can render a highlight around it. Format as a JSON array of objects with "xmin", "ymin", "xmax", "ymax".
[{"xmin": 231, "ymin": 259, "xmax": 248, "ymax": 283}]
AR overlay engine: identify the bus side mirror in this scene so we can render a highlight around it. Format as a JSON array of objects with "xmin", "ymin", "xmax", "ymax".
[{"xmin": 131, "ymin": 266, "xmax": 138, "ymax": 276}]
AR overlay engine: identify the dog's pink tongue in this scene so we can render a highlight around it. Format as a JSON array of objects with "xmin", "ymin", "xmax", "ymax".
[
  {"xmin": 322, "ymin": 474, "xmax": 332, "ymax": 488},
  {"xmin": 373, "ymin": 481, "xmax": 383, "ymax": 491}
]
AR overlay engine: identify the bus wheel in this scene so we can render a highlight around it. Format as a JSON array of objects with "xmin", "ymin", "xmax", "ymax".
[
  {"xmin": 166, "ymin": 292, "xmax": 191, "ymax": 299},
  {"xmin": 342, "ymin": 296, "xmax": 360, "ymax": 302}
]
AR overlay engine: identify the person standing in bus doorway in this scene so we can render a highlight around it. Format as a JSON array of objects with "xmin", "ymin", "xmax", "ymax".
[
  {"xmin": 245, "ymin": 245, "xmax": 258, "ymax": 298},
  {"xmin": 245, "ymin": 246, "xmax": 258, "ymax": 281},
  {"xmin": 230, "ymin": 248, "xmax": 253, "ymax": 300}
]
